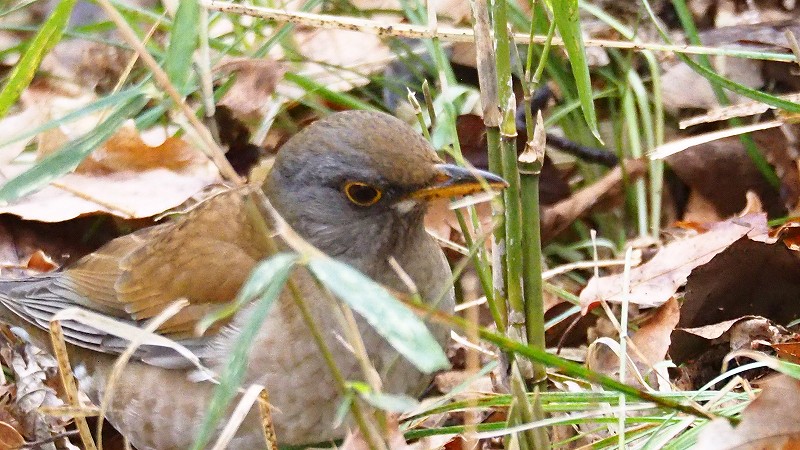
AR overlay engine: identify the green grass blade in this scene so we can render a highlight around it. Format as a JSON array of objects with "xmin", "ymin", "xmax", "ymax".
[
  {"xmin": 664, "ymin": 0, "xmax": 783, "ymax": 188},
  {"xmin": 549, "ymin": 0, "xmax": 602, "ymax": 141},
  {"xmin": 347, "ymin": 381, "xmax": 419, "ymax": 412},
  {"xmin": 307, "ymin": 257, "xmax": 450, "ymax": 373},
  {"xmin": 164, "ymin": 0, "xmax": 199, "ymax": 90},
  {"xmin": 284, "ymin": 72, "xmax": 377, "ymax": 111},
  {"xmin": 0, "ymin": 94, "xmax": 148, "ymax": 203},
  {"xmin": 679, "ymin": 55, "xmax": 800, "ymax": 113},
  {"xmin": 191, "ymin": 253, "xmax": 299, "ymax": 450},
  {"xmin": 0, "ymin": 0, "xmax": 77, "ymax": 118}
]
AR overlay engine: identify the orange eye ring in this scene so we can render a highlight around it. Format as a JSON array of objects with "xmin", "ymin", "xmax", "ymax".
[{"xmin": 344, "ymin": 181, "xmax": 382, "ymax": 206}]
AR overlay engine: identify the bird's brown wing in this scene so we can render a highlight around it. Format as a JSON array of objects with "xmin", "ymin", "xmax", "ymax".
[{"xmin": 0, "ymin": 190, "xmax": 276, "ymax": 365}]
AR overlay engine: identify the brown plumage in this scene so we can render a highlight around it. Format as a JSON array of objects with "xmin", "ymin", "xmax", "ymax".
[{"xmin": 0, "ymin": 110, "xmax": 505, "ymax": 448}]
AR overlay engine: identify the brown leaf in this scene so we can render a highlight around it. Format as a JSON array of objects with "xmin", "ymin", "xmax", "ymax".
[
  {"xmin": 695, "ymin": 375, "xmax": 800, "ymax": 450},
  {"xmin": 586, "ymin": 298, "xmax": 680, "ymax": 388},
  {"xmin": 773, "ymin": 341, "xmax": 800, "ymax": 364},
  {"xmin": 671, "ymin": 316, "xmax": 782, "ymax": 366},
  {"xmin": 24, "ymin": 250, "xmax": 57, "ymax": 273},
  {"xmin": 0, "ymin": 125, "xmax": 220, "ymax": 221},
  {"xmin": 77, "ymin": 126, "xmax": 205, "ymax": 173},
  {"xmin": 8, "ymin": 343, "xmax": 69, "ymax": 442},
  {"xmin": 434, "ymin": 372, "xmax": 494, "ymax": 397},
  {"xmin": 43, "ymin": 39, "xmax": 133, "ymax": 93},
  {"xmin": 679, "ymin": 236, "xmax": 800, "ymax": 331},
  {"xmin": 666, "ymin": 128, "xmax": 793, "ymax": 219},
  {"xmin": 0, "ymin": 83, "xmax": 96, "ymax": 166},
  {"xmin": 580, "ymin": 214, "xmax": 768, "ymax": 311},
  {"xmin": 0, "ymin": 421, "xmax": 24, "ymax": 449},
  {"xmin": 217, "ymin": 58, "xmax": 285, "ymax": 121},
  {"xmin": 631, "ymin": 297, "xmax": 681, "ymax": 366},
  {"xmin": 660, "ymin": 57, "xmax": 763, "ymax": 113},
  {"xmin": 279, "ymin": 27, "xmax": 393, "ymax": 98},
  {"xmin": 771, "ymin": 219, "xmax": 800, "ymax": 250}
]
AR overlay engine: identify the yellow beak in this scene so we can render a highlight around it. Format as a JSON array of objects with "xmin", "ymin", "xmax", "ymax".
[{"xmin": 410, "ymin": 164, "xmax": 508, "ymax": 200}]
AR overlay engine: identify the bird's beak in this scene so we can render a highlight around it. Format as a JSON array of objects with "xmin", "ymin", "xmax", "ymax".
[{"xmin": 409, "ymin": 164, "xmax": 508, "ymax": 200}]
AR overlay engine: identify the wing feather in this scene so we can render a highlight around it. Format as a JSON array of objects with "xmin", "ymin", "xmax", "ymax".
[{"xmin": 0, "ymin": 190, "xmax": 276, "ymax": 367}]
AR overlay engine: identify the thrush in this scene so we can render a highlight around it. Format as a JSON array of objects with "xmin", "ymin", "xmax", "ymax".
[{"xmin": 0, "ymin": 110, "xmax": 505, "ymax": 449}]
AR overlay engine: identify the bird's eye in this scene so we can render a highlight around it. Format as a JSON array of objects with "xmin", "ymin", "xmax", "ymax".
[{"xmin": 343, "ymin": 181, "xmax": 382, "ymax": 207}]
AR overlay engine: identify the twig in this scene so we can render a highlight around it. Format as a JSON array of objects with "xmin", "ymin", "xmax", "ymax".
[
  {"xmin": 48, "ymin": 321, "xmax": 97, "ymax": 450},
  {"xmin": 202, "ymin": 1, "xmax": 796, "ymax": 62},
  {"xmin": 94, "ymin": 0, "xmax": 241, "ymax": 183}
]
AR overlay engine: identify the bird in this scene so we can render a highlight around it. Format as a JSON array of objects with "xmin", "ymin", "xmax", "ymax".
[{"xmin": 0, "ymin": 110, "xmax": 506, "ymax": 449}]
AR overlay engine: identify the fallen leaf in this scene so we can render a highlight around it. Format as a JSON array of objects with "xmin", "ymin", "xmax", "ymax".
[
  {"xmin": 771, "ymin": 218, "xmax": 800, "ymax": 250},
  {"xmin": 695, "ymin": 375, "xmax": 800, "ymax": 449},
  {"xmin": 0, "ymin": 83, "xmax": 97, "ymax": 166},
  {"xmin": 773, "ymin": 341, "xmax": 800, "ymax": 364},
  {"xmin": 43, "ymin": 38, "xmax": 133, "ymax": 93},
  {"xmin": 631, "ymin": 297, "xmax": 681, "ymax": 366},
  {"xmin": 665, "ymin": 128, "xmax": 792, "ymax": 218},
  {"xmin": 682, "ymin": 191, "xmax": 727, "ymax": 223},
  {"xmin": 76, "ymin": 125, "xmax": 205, "ymax": 173},
  {"xmin": 660, "ymin": 56, "xmax": 763, "ymax": 113},
  {"xmin": 586, "ymin": 298, "xmax": 680, "ymax": 389},
  {"xmin": 0, "ymin": 124, "xmax": 220, "ymax": 221},
  {"xmin": 24, "ymin": 250, "xmax": 57, "ymax": 272},
  {"xmin": 217, "ymin": 58, "xmax": 285, "ymax": 121},
  {"xmin": 679, "ymin": 237, "xmax": 800, "ymax": 331},
  {"xmin": 434, "ymin": 372, "xmax": 494, "ymax": 398},
  {"xmin": 658, "ymin": 22, "xmax": 800, "ymax": 114},
  {"xmin": 671, "ymin": 316, "xmax": 782, "ymax": 366},
  {"xmin": 580, "ymin": 214, "xmax": 768, "ymax": 311},
  {"xmin": 279, "ymin": 27, "xmax": 393, "ymax": 98},
  {"xmin": 6, "ymin": 342, "xmax": 69, "ymax": 443},
  {"xmin": 0, "ymin": 421, "xmax": 24, "ymax": 449}
]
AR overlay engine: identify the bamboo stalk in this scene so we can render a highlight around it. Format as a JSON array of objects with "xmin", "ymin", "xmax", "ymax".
[{"xmin": 519, "ymin": 112, "xmax": 547, "ymax": 385}]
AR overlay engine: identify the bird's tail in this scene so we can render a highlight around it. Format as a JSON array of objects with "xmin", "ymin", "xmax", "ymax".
[{"xmin": 0, "ymin": 274, "xmax": 70, "ymax": 349}]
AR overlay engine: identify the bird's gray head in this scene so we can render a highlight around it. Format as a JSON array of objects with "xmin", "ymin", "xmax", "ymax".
[{"xmin": 265, "ymin": 110, "xmax": 505, "ymax": 264}]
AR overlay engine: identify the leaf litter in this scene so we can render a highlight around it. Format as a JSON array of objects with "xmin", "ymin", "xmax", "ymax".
[
  {"xmin": 5, "ymin": 0, "xmax": 800, "ymax": 448},
  {"xmin": 580, "ymin": 214, "xmax": 769, "ymax": 311}
]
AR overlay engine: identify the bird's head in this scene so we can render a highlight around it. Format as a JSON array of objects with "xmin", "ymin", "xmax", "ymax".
[{"xmin": 265, "ymin": 110, "xmax": 506, "ymax": 260}]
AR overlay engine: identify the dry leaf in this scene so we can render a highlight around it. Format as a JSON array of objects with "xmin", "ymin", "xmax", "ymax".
[
  {"xmin": 660, "ymin": 56, "xmax": 763, "ymax": 113},
  {"xmin": 671, "ymin": 316, "xmax": 781, "ymax": 365},
  {"xmin": 8, "ymin": 343, "xmax": 69, "ymax": 443},
  {"xmin": 43, "ymin": 39, "xmax": 133, "ymax": 93},
  {"xmin": 663, "ymin": 127, "xmax": 800, "ymax": 216},
  {"xmin": 631, "ymin": 297, "xmax": 681, "ymax": 366},
  {"xmin": 0, "ymin": 124, "xmax": 220, "ymax": 221},
  {"xmin": 279, "ymin": 27, "xmax": 393, "ymax": 99},
  {"xmin": 0, "ymin": 107, "xmax": 40, "ymax": 166},
  {"xmin": 0, "ymin": 421, "xmax": 24, "ymax": 449},
  {"xmin": 580, "ymin": 214, "xmax": 768, "ymax": 311},
  {"xmin": 77, "ymin": 126, "xmax": 203, "ymax": 173},
  {"xmin": 678, "ymin": 237, "xmax": 800, "ymax": 336},
  {"xmin": 773, "ymin": 341, "xmax": 800, "ymax": 364},
  {"xmin": 586, "ymin": 298, "xmax": 680, "ymax": 388},
  {"xmin": 217, "ymin": 58, "xmax": 285, "ymax": 120},
  {"xmin": 695, "ymin": 375, "xmax": 800, "ymax": 450},
  {"xmin": 772, "ymin": 219, "xmax": 800, "ymax": 250},
  {"xmin": 434, "ymin": 372, "xmax": 494, "ymax": 398},
  {"xmin": 0, "ymin": 84, "xmax": 97, "ymax": 166}
]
